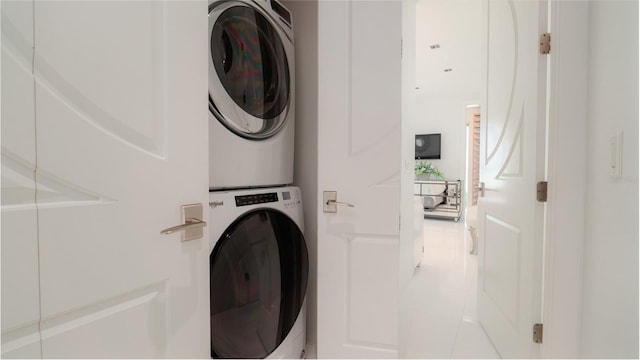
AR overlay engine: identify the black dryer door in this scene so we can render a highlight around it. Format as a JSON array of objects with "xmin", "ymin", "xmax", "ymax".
[{"xmin": 208, "ymin": 3, "xmax": 291, "ymax": 140}]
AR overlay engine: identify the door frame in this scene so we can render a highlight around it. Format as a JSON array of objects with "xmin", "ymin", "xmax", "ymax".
[{"xmin": 541, "ymin": 1, "xmax": 588, "ymax": 357}]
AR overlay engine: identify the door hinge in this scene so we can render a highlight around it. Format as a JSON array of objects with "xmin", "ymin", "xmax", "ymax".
[
  {"xmin": 533, "ymin": 323, "xmax": 543, "ymax": 344},
  {"xmin": 540, "ymin": 33, "xmax": 551, "ymax": 54},
  {"xmin": 537, "ymin": 181, "xmax": 548, "ymax": 202}
]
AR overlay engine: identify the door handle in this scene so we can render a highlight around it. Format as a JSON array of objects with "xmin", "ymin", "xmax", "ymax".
[
  {"xmin": 160, "ymin": 218, "xmax": 207, "ymax": 235},
  {"xmin": 475, "ymin": 182, "xmax": 485, "ymax": 197},
  {"xmin": 326, "ymin": 200, "xmax": 355, "ymax": 208},
  {"xmin": 160, "ymin": 203, "xmax": 207, "ymax": 241},
  {"xmin": 323, "ymin": 191, "xmax": 356, "ymax": 213}
]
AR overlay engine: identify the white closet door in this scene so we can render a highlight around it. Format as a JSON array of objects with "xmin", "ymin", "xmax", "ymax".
[
  {"xmin": 317, "ymin": 1, "xmax": 402, "ymax": 358},
  {"xmin": 1, "ymin": 1, "xmax": 42, "ymax": 357},
  {"xmin": 32, "ymin": 1, "xmax": 209, "ymax": 357}
]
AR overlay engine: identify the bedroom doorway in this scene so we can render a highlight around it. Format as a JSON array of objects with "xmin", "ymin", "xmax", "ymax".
[{"xmin": 399, "ymin": 101, "xmax": 495, "ymax": 357}]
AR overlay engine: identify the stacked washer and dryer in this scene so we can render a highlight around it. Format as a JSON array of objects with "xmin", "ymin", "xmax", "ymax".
[{"xmin": 207, "ymin": 0, "xmax": 308, "ymax": 359}]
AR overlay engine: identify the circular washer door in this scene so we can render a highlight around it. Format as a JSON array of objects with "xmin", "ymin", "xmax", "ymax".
[
  {"xmin": 210, "ymin": 209, "xmax": 308, "ymax": 359},
  {"xmin": 208, "ymin": 2, "xmax": 292, "ymax": 140}
]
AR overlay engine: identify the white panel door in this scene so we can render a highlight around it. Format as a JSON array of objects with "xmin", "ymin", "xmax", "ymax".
[
  {"xmin": 31, "ymin": 1, "xmax": 209, "ymax": 357},
  {"xmin": 1, "ymin": 1, "xmax": 42, "ymax": 357},
  {"xmin": 477, "ymin": 0, "xmax": 547, "ymax": 358},
  {"xmin": 317, "ymin": 1, "xmax": 402, "ymax": 358}
]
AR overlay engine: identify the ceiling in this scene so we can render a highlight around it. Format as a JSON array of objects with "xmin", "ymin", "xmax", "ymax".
[{"xmin": 415, "ymin": 0, "xmax": 483, "ymax": 99}]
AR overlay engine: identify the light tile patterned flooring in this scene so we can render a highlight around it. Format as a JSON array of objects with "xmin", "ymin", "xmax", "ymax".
[{"xmin": 400, "ymin": 218, "xmax": 500, "ymax": 359}]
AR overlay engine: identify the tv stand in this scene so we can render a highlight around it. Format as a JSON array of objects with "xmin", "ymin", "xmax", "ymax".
[{"xmin": 414, "ymin": 180, "xmax": 462, "ymax": 222}]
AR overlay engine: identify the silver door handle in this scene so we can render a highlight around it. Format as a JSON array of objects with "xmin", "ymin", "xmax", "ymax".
[
  {"xmin": 161, "ymin": 203, "xmax": 206, "ymax": 241},
  {"xmin": 160, "ymin": 218, "xmax": 207, "ymax": 235},
  {"xmin": 326, "ymin": 200, "xmax": 355, "ymax": 207},
  {"xmin": 475, "ymin": 182, "xmax": 485, "ymax": 197},
  {"xmin": 323, "ymin": 191, "xmax": 356, "ymax": 213}
]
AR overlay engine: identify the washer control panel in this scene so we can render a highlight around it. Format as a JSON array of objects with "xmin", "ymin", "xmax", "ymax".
[
  {"xmin": 235, "ymin": 192, "xmax": 278, "ymax": 207},
  {"xmin": 232, "ymin": 188, "xmax": 302, "ymax": 209},
  {"xmin": 282, "ymin": 189, "xmax": 301, "ymax": 208}
]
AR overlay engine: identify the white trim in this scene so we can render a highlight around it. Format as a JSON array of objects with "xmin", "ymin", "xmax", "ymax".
[{"xmin": 542, "ymin": 1, "xmax": 589, "ymax": 357}]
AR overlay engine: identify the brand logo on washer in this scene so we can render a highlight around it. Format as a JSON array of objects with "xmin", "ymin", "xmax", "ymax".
[{"xmin": 209, "ymin": 200, "xmax": 224, "ymax": 208}]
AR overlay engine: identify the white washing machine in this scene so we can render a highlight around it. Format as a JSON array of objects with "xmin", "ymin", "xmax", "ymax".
[
  {"xmin": 208, "ymin": 0, "xmax": 295, "ymax": 189},
  {"xmin": 208, "ymin": 186, "xmax": 307, "ymax": 359}
]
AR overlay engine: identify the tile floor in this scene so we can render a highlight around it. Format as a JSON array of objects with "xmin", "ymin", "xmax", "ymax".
[{"xmin": 399, "ymin": 218, "xmax": 500, "ymax": 359}]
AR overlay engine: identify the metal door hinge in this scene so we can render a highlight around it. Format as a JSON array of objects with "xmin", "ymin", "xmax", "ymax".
[
  {"xmin": 533, "ymin": 323, "xmax": 543, "ymax": 344},
  {"xmin": 537, "ymin": 181, "xmax": 548, "ymax": 202},
  {"xmin": 540, "ymin": 33, "xmax": 551, "ymax": 54}
]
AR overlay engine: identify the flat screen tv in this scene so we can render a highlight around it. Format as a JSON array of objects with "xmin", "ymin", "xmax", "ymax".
[{"xmin": 415, "ymin": 133, "xmax": 441, "ymax": 160}]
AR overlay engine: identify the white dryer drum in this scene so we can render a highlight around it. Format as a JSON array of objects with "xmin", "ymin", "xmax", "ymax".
[
  {"xmin": 209, "ymin": 209, "xmax": 308, "ymax": 358},
  {"xmin": 208, "ymin": 0, "xmax": 295, "ymax": 189}
]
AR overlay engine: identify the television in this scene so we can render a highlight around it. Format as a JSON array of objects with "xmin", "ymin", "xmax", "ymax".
[{"xmin": 415, "ymin": 133, "xmax": 441, "ymax": 160}]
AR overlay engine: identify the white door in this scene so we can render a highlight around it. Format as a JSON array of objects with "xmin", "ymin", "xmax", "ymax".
[
  {"xmin": 2, "ymin": 1, "xmax": 209, "ymax": 357},
  {"xmin": 477, "ymin": 0, "xmax": 547, "ymax": 357},
  {"xmin": 1, "ymin": 1, "xmax": 42, "ymax": 357},
  {"xmin": 316, "ymin": 1, "xmax": 402, "ymax": 358}
]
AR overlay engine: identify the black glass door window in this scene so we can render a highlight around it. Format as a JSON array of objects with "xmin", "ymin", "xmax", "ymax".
[
  {"xmin": 210, "ymin": 210, "xmax": 308, "ymax": 359},
  {"xmin": 210, "ymin": 6, "xmax": 290, "ymax": 121}
]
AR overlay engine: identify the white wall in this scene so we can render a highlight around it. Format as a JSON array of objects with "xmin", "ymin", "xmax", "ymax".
[
  {"xmin": 414, "ymin": 0, "xmax": 482, "ymax": 183},
  {"xmin": 414, "ymin": 95, "xmax": 475, "ymax": 181},
  {"xmin": 282, "ymin": 0, "xmax": 319, "ymax": 352},
  {"xmin": 580, "ymin": 1, "xmax": 639, "ymax": 357}
]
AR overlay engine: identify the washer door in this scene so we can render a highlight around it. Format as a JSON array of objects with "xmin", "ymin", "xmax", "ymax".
[
  {"xmin": 208, "ymin": 2, "xmax": 292, "ymax": 140},
  {"xmin": 210, "ymin": 209, "xmax": 308, "ymax": 359}
]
